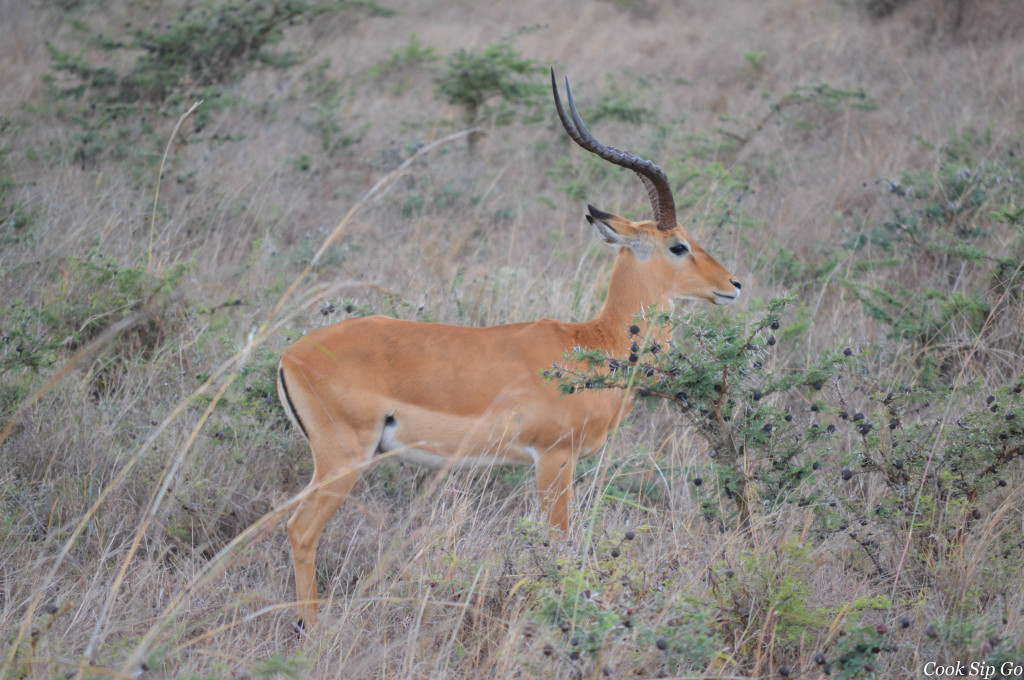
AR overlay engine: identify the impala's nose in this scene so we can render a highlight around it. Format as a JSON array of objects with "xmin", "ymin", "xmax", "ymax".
[{"xmin": 731, "ymin": 279, "xmax": 742, "ymax": 290}]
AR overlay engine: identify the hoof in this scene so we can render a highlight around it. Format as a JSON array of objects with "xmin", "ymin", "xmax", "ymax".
[{"xmin": 293, "ymin": 618, "xmax": 305, "ymax": 638}]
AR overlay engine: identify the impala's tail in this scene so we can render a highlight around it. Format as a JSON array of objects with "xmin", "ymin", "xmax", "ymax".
[{"xmin": 277, "ymin": 361, "xmax": 309, "ymax": 440}]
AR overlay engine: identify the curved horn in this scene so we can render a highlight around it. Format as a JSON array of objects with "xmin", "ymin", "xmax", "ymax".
[{"xmin": 551, "ymin": 68, "xmax": 677, "ymax": 232}]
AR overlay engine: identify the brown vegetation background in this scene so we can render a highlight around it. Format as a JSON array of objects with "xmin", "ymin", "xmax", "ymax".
[{"xmin": 1, "ymin": 0, "xmax": 1022, "ymax": 678}]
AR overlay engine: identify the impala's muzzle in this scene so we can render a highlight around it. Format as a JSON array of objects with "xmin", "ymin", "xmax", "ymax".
[{"xmin": 713, "ymin": 279, "xmax": 742, "ymax": 304}]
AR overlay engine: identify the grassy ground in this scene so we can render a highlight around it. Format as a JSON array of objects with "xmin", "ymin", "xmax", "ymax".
[{"xmin": 2, "ymin": 0, "xmax": 1023, "ymax": 677}]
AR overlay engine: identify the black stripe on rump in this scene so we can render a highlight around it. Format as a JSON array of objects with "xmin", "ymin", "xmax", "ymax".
[{"xmin": 279, "ymin": 366, "xmax": 309, "ymax": 439}]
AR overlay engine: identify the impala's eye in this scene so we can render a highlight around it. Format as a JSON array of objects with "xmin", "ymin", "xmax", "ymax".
[{"xmin": 668, "ymin": 243, "xmax": 689, "ymax": 256}]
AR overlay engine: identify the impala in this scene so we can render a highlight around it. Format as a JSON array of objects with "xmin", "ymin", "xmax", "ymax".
[{"xmin": 277, "ymin": 69, "xmax": 742, "ymax": 627}]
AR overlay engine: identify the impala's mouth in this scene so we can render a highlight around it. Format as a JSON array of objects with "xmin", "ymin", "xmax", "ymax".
[{"xmin": 713, "ymin": 290, "xmax": 740, "ymax": 305}]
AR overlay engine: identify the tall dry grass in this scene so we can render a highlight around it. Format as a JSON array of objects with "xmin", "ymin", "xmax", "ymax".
[{"xmin": 2, "ymin": 0, "xmax": 1023, "ymax": 678}]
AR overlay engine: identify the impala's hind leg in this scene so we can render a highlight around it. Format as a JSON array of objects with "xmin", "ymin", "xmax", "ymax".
[
  {"xmin": 536, "ymin": 446, "xmax": 576, "ymax": 534},
  {"xmin": 287, "ymin": 427, "xmax": 373, "ymax": 630}
]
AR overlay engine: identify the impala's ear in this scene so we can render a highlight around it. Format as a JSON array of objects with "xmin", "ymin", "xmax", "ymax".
[{"xmin": 585, "ymin": 204, "xmax": 650, "ymax": 258}]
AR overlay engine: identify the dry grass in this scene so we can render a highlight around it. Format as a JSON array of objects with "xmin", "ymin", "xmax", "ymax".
[{"xmin": 2, "ymin": 0, "xmax": 1023, "ymax": 678}]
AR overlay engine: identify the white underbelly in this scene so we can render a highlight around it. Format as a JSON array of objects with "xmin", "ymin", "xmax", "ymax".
[
  {"xmin": 390, "ymin": 447, "xmax": 532, "ymax": 469},
  {"xmin": 375, "ymin": 408, "xmax": 542, "ymax": 468}
]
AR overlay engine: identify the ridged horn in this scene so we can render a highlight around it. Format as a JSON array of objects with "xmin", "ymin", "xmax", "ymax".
[{"xmin": 551, "ymin": 68, "xmax": 677, "ymax": 232}]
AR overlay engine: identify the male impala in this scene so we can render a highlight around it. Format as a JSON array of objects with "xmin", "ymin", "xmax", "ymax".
[{"xmin": 277, "ymin": 69, "xmax": 742, "ymax": 627}]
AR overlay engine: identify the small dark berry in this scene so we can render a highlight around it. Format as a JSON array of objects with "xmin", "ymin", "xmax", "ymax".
[
  {"xmin": 767, "ymin": 335, "xmax": 776, "ymax": 346},
  {"xmin": 811, "ymin": 404, "xmax": 820, "ymax": 412},
  {"xmin": 1014, "ymin": 384, "xmax": 1022, "ymax": 394},
  {"xmin": 570, "ymin": 636, "xmax": 579, "ymax": 646},
  {"xmin": 753, "ymin": 361, "xmax": 763, "ymax": 369},
  {"xmin": 648, "ymin": 342, "xmax": 660, "ymax": 354},
  {"xmin": 991, "ymin": 404, "xmax": 999, "ymax": 413},
  {"xmin": 610, "ymin": 547, "xmax": 620, "ymax": 558},
  {"xmin": 656, "ymin": 638, "xmax": 667, "ymax": 651},
  {"xmin": 784, "ymin": 413, "xmax": 793, "ymax": 422},
  {"xmin": 629, "ymin": 324, "xmax": 640, "ymax": 335},
  {"xmin": 843, "ymin": 347, "xmax": 853, "ymax": 356},
  {"xmin": 898, "ymin": 616, "xmax": 911, "ymax": 629},
  {"xmin": 45, "ymin": 603, "xmax": 58, "ymax": 615},
  {"xmin": 770, "ymin": 320, "xmax": 780, "ymax": 330},
  {"xmin": 630, "ymin": 342, "xmax": 639, "ymax": 353},
  {"xmin": 628, "ymin": 353, "xmax": 638, "ymax": 363},
  {"xmin": 859, "ymin": 422, "xmax": 873, "ymax": 435},
  {"xmin": 636, "ymin": 387, "xmax": 651, "ymax": 397},
  {"xmin": 752, "ymin": 390, "xmax": 762, "ymax": 401},
  {"xmin": 762, "ymin": 423, "xmax": 773, "ymax": 433},
  {"xmin": 842, "ymin": 469, "xmax": 853, "ymax": 481},
  {"xmin": 865, "ymin": 663, "xmax": 875, "ymax": 672},
  {"xmin": 889, "ymin": 418, "xmax": 899, "ymax": 430},
  {"xmin": 876, "ymin": 623, "xmax": 888, "ymax": 634},
  {"xmin": 814, "ymin": 652, "xmax": 826, "ymax": 664},
  {"xmin": 779, "ymin": 665, "xmax": 790, "ymax": 676},
  {"xmin": 925, "ymin": 624, "xmax": 938, "ymax": 638},
  {"xmin": 998, "ymin": 479, "xmax": 1007, "ymax": 487},
  {"xmin": 724, "ymin": 569, "xmax": 735, "ymax": 578},
  {"xmin": 693, "ymin": 477, "xmax": 703, "ymax": 487},
  {"xmin": 826, "ymin": 424, "xmax": 836, "ymax": 434},
  {"xmin": 812, "ymin": 381, "xmax": 824, "ymax": 390},
  {"xmin": 987, "ymin": 394, "xmax": 996, "ymax": 404},
  {"xmin": 675, "ymin": 391, "xmax": 687, "ymax": 402},
  {"xmin": 812, "ymin": 461, "xmax": 821, "ymax": 470},
  {"xmin": 624, "ymin": 530, "xmax": 635, "ymax": 540},
  {"xmin": 839, "ymin": 410, "xmax": 849, "ymax": 419},
  {"xmin": 569, "ymin": 651, "xmax": 579, "ymax": 661},
  {"xmin": 853, "ymin": 412, "xmax": 865, "ymax": 421},
  {"xmin": 893, "ymin": 460, "xmax": 903, "ymax": 469}
]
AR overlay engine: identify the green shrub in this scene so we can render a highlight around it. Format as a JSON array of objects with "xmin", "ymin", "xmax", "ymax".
[
  {"xmin": 555, "ymin": 295, "xmax": 851, "ymax": 530},
  {"xmin": 369, "ymin": 33, "xmax": 439, "ymax": 82},
  {"xmin": 0, "ymin": 250, "xmax": 190, "ymax": 398},
  {"xmin": 44, "ymin": 0, "xmax": 387, "ymax": 165},
  {"xmin": 435, "ymin": 41, "xmax": 545, "ymax": 126},
  {"xmin": 554, "ymin": 289, "xmax": 1022, "ymax": 606},
  {"xmin": 847, "ymin": 130, "xmax": 1024, "ymax": 384}
]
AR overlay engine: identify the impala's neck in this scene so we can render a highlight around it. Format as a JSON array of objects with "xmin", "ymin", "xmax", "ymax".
[{"xmin": 588, "ymin": 249, "xmax": 673, "ymax": 354}]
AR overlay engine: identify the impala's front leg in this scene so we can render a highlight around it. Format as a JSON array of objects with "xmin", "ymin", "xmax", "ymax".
[{"xmin": 536, "ymin": 447, "xmax": 576, "ymax": 534}]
